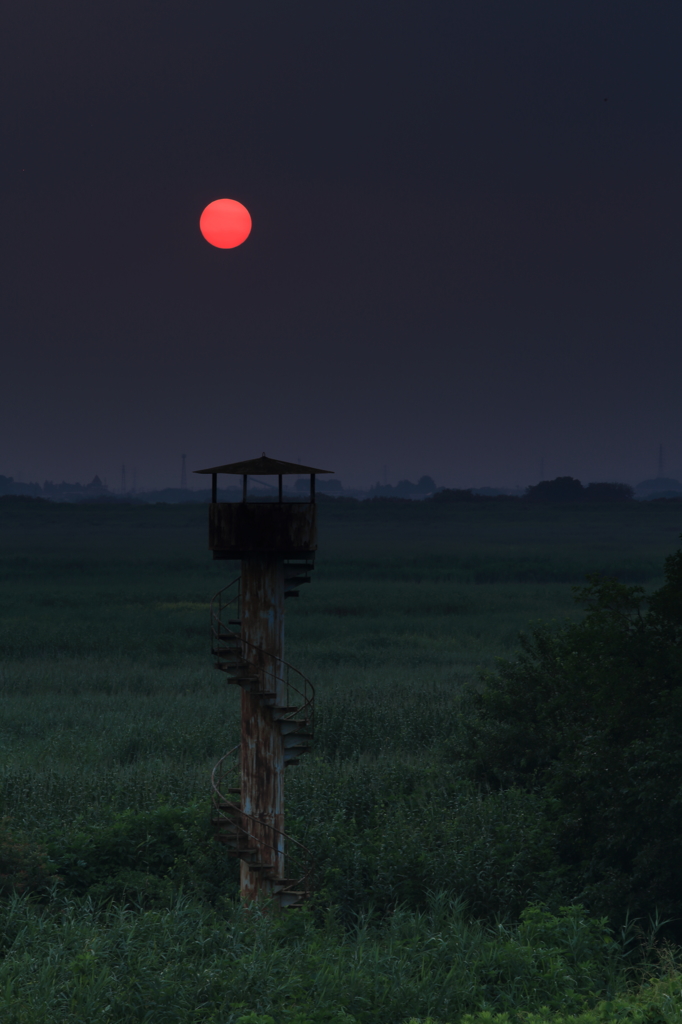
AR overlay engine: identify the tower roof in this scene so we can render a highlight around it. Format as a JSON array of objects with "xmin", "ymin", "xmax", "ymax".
[{"xmin": 194, "ymin": 453, "xmax": 333, "ymax": 476}]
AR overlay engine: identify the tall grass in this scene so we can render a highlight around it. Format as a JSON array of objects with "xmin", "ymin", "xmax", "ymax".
[{"xmin": 0, "ymin": 894, "xmax": 648, "ymax": 1024}]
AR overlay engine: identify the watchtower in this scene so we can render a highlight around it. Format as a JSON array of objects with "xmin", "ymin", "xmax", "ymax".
[{"xmin": 194, "ymin": 453, "xmax": 332, "ymax": 909}]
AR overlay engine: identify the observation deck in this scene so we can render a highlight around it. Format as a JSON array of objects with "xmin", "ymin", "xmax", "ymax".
[
  {"xmin": 195, "ymin": 453, "xmax": 332, "ymax": 561},
  {"xmin": 208, "ymin": 501, "xmax": 317, "ymax": 559}
]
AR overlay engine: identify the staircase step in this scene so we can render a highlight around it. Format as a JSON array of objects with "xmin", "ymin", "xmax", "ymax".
[
  {"xmin": 278, "ymin": 891, "xmax": 308, "ymax": 908},
  {"xmin": 225, "ymin": 843, "xmax": 260, "ymax": 857},
  {"xmin": 278, "ymin": 720, "xmax": 312, "ymax": 734},
  {"xmin": 218, "ymin": 672, "xmax": 261, "ymax": 684}
]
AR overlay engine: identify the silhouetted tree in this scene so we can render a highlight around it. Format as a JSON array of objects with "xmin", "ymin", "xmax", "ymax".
[
  {"xmin": 430, "ymin": 488, "xmax": 474, "ymax": 502},
  {"xmin": 584, "ymin": 482, "xmax": 633, "ymax": 502},
  {"xmin": 525, "ymin": 477, "xmax": 584, "ymax": 501},
  {"xmin": 415, "ymin": 475, "xmax": 436, "ymax": 493},
  {"xmin": 368, "ymin": 475, "xmax": 436, "ymax": 498}
]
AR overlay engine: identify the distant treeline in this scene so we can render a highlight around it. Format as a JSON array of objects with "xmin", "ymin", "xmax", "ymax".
[
  {"xmin": 3, "ymin": 470, "xmax": 679, "ymax": 505},
  {"xmin": 0, "ymin": 474, "xmax": 276, "ymax": 505},
  {"xmin": 366, "ymin": 475, "xmax": 436, "ymax": 499},
  {"xmin": 0, "ymin": 473, "xmax": 109, "ymax": 500},
  {"xmin": 431, "ymin": 477, "xmax": 636, "ymax": 503}
]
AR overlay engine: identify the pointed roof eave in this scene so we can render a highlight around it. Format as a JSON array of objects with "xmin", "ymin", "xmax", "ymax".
[{"xmin": 194, "ymin": 454, "xmax": 333, "ymax": 476}]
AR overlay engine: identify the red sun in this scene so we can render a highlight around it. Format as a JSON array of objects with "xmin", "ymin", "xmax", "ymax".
[{"xmin": 199, "ymin": 198, "xmax": 252, "ymax": 248}]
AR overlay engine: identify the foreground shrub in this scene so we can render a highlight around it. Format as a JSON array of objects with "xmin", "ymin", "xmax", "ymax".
[
  {"xmin": 0, "ymin": 896, "xmax": 647, "ymax": 1024},
  {"xmin": 456, "ymin": 966, "xmax": 682, "ymax": 1021},
  {"xmin": 463, "ymin": 545, "xmax": 682, "ymax": 928},
  {"xmin": 0, "ymin": 817, "xmax": 57, "ymax": 895},
  {"xmin": 46, "ymin": 803, "xmax": 237, "ymax": 906}
]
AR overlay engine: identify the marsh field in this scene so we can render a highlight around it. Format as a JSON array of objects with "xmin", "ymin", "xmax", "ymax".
[{"xmin": 1, "ymin": 496, "xmax": 682, "ymax": 1023}]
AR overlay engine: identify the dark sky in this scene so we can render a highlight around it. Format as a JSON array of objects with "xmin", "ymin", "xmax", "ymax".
[{"xmin": 2, "ymin": 1, "xmax": 681, "ymax": 490}]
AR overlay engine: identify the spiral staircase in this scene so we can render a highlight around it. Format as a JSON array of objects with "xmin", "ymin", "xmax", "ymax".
[{"xmin": 210, "ymin": 564, "xmax": 315, "ymax": 908}]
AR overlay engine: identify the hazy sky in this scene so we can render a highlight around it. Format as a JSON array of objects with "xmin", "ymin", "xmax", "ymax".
[{"xmin": 2, "ymin": 1, "xmax": 681, "ymax": 490}]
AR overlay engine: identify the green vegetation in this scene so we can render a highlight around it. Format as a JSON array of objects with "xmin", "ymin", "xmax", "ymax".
[
  {"xmin": 462, "ymin": 549, "xmax": 682, "ymax": 925},
  {"xmin": 1, "ymin": 496, "xmax": 682, "ymax": 1022}
]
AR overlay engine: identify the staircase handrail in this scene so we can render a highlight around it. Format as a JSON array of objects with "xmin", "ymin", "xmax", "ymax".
[
  {"xmin": 210, "ymin": 579, "xmax": 314, "ymax": 731},
  {"xmin": 210, "ymin": 744, "xmax": 314, "ymax": 897}
]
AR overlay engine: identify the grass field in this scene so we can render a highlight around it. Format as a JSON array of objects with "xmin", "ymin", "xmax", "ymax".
[{"xmin": 0, "ymin": 496, "xmax": 681, "ymax": 1022}]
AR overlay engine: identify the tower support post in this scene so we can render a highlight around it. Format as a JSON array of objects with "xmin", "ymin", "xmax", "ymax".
[{"xmin": 240, "ymin": 554, "xmax": 286, "ymax": 900}]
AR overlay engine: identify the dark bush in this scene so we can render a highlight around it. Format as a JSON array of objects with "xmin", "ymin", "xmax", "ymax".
[
  {"xmin": 0, "ymin": 818, "xmax": 58, "ymax": 894},
  {"xmin": 462, "ymin": 542, "xmax": 682, "ymax": 927},
  {"xmin": 430, "ymin": 488, "xmax": 480, "ymax": 502},
  {"xmin": 48, "ymin": 804, "xmax": 236, "ymax": 906},
  {"xmin": 524, "ymin": 478, "xmax": 634, "ymax": 502},
  {"xmin": 428, "ymin": 488, "xmax": 517, "ymax": 503},
  {"xmin": 584, "ymin": 482, "xmax": 634, "ymax": 501},
  {"xmin": 525, "ymin": 477, "xmax": 585, "ymax": 501}
]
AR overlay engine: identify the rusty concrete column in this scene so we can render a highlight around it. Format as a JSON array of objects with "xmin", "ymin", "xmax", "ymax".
[{"xmin": 239, "ymin": 554, "xmax": 286, "ymax": 900}]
